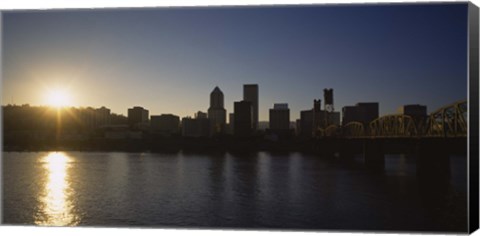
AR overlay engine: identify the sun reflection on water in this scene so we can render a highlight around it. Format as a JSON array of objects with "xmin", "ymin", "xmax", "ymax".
[{"xmin": 35, "ymin": 152, "xmax": 79, "ymax": 226}]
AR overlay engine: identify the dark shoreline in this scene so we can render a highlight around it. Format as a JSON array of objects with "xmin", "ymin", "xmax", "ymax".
[{"xmin": 2, "ymin": 137, "xmax": 321, "ymax": 154}]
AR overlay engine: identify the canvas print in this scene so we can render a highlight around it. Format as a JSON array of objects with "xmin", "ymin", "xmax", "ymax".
[{"xmin": 1, "ymin": 2, "xmax": 478, "ymax": 233}]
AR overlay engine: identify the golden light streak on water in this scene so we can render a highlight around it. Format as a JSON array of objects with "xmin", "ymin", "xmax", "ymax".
[{"xmin": 35, "ymin": 152, "xmax": 79, "ymax": 226}]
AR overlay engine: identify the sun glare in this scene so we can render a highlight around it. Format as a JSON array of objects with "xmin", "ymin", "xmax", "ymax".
[
  {"xmin": 35, "ymin": 152, "xmax": 78, "ymax": 226},
  {"xmin": 46, "ymin": 89, "xmax": 71, "ymax": 108}
]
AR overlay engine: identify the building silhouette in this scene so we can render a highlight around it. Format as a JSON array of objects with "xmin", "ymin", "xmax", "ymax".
[
  {"xmin": 397, "ymin": 104, "xmax": 427, "ymax": 117},
  {"xmin": 234, "ymin": 101, "xmax": 253, "ymax": 137},
  {"xmin": 267, "ymin": 103, "xmax": 292, "ymax": 140},
  {"xmin": 299, "ymin": 99, "xmax": 341, "ymax": 138},
  {"xmin": 342, "ymin": 103, "xmax": 379, "ymax": 126},
  {"xmin": 257, "ymin": 121, "xmax": 269, "ymax": 131},
  {"xmin": 398, "ymin": 104, "xmax": 428, "ymax": 130},
  {"xmin": 295, "ymin": 119, "xmax": 301, "ymax": 136},
  {"xmin": 328, "ymin": 112, "xmax": 341, "ymax": 126},
  {"xmin": 73, "ymin": 106, "xmax": 112, "ymax": 130},
  {"xmin": 150, "ymin": 114, "xmax": 180, "ymax": 135},
  {"xmin": 77, "ymin": 107, "xmax": 96, "ymax": 129},
  {"xmin": 95, "ymin": 106, "xmax": 111, "ymax": 128},
  {"xmin": 342, "ymin": 106, "xmax": 358, "ymax": 125},
  {"xmin": 299, "ymin": 100, "xmax": 322, "ymax": 137},
  {"xmin": 269, "ymin": 103, "xmax": 290, "ymax": 130},
  {"xmin": 321, "ymin": 89, "xmax": 340, "ymax": 129},
  {"xmin": 182, "ymin": 111, "xmax": 210, "ymax": 137},
  {"xmin": 312, "ymin": 99, "xmax": 323, "ymax": 135},
  {"xmin": 227, "ymin": 112, "xmax": 235, "ymax": 134},
  {"xmin": 323, "ymin": 88, "xmax": 334, "ymax": 112},
  {"xmin": 299, "ymin": 109, "xmax": 314, "ymax": 138},
  {"xmin": 243, "ymin": 84, "xmax": 258, "ymax": 130},
  {"xmin": 128, "ymin": 106, "xmax": 149, "ymax": 128},
  {"xmin": 208, "ymin": 86, "xmax": 227, "ymax": 135},
  {"xmin": 195, "ymin": 111, "xmax": 208, "ymax": 119}
]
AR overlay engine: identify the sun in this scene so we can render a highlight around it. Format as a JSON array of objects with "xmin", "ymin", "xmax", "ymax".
[{"xmin": 45, "ymin": 89, "xmax": 71, "ymax": 108}]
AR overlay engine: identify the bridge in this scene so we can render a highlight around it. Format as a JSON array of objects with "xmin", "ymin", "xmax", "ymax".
[
  {"xmin": 315, "ymin": 100, "xmax": 468, "ymax": 177},
  {"xmin": 322, "ymin": 100, "xmax": 467, "ymax": 138}
]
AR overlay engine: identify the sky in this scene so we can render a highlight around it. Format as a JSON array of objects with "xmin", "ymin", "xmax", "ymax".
[{"xmin": 1, "ymin": 3, "xmax": 468, "ymax": 121}]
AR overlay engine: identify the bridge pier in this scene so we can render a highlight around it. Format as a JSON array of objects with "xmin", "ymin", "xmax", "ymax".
[
  {"xmin": 363, "ymin": 139, "xmax": 384, "ymax": 171},
  {"xmin": 416, "ymin": 138, "xmax": 451, "ymax": 180}
]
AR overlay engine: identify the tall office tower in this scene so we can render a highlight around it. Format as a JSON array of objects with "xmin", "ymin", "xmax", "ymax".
[
  {"xmin": 234, "ymin": 101, "xmax": 253, "ymax": 137},
  {"xmin": 243, "ymin": 84, "xmax": 258, "ymax": 130},
  {"xmin": 208, "ymin": 86, "xmax": 227, "ymax": 134}
]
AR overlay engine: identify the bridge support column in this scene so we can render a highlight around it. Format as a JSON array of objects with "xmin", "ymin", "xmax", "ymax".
[
  {"xmin": 416, "ymin": 138, "xmax": 450, "ymax": 180},
  {"xmin": 363, "ymin": 139, "xmax": 384, "ymax": 171}
]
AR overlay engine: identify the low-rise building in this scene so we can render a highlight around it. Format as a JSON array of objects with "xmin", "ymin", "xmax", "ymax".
[
  {"xmin": 182, "ymin": 114, "xmax": 210, "ymax": 138},
  {"xmin": 150, "ymin": 114, "xmax": 180, "ymax": 135},
  {"xmin": 269, "ymin": 103, "xmax": 290, "ymax": 131},
  {"xmin": 342, "ymin": 102, "xmax": 379, "ymax": 126}
]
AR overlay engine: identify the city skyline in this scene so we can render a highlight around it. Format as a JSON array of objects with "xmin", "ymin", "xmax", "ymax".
[
  {"xmin": 2, "ymin": 4, "xmax": 468, "ymax": 120},
  {"xmin": 0, "ymin": 82, "xmax": 463, "ymax": 123},
  {"xmin": 1, "ymin": 2, "xmax": 476, "ymax": 233}
]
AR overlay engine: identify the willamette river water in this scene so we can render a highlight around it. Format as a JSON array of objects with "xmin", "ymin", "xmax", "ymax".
[{"xmin": 1, "ymin": 151, "xmax": 467, "ymax": 232}]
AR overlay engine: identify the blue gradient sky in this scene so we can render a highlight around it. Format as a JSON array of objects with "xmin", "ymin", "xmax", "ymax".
[{"xmin": 2, "ymin": 3, "xmax": 468, "ymax": 120}]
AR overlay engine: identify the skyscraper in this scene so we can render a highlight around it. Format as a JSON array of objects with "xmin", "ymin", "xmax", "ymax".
[
  {"xmin": 209, "ymin": 86, "xmax": 224, "ymax": 108},
  {"xmin": 208, "ymin": 86, "xmax": 226, "ymax": 134},
  {"xmin": 243, "ymin": 84, "xmax": 258, "ymax": 130}
]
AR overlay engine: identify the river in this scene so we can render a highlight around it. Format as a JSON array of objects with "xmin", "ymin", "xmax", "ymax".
[{"xmin": 1, "ymin": 151, "xmax": 467, "ymax": 232}]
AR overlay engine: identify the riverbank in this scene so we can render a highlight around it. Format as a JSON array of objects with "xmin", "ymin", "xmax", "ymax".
[{"xmin": 2, "ymin": 137, "xmax": 320, "ymax": 153}]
